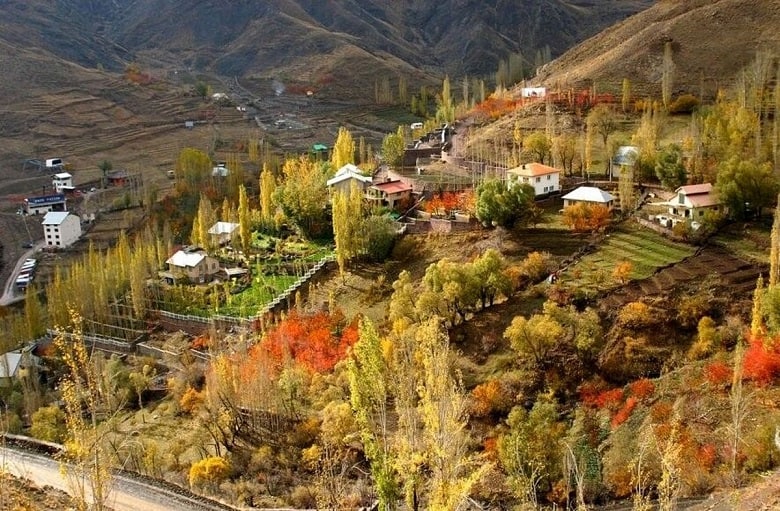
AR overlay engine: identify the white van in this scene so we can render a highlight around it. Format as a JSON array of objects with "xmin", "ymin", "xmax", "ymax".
[
  {"xmin": 410, "ymin": 122, "xmax": 423, "ymax": 130},
  {"xmin": 46, "ymin": 158, "xmax": 63, "ymax": 169}
]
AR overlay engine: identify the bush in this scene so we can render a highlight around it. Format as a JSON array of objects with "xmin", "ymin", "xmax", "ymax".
[
  {"xmin": 628, "ymin": 378, "xmax": 655, "ymax": 401},
  {"xmin": 562, "ymin": 203, "xmax": 611, "ymax": 232},
  {"xmin": 179, "ymin": 387, "xmax": 205, "ymax": 414},
  {"xmin": 617, "ymin": 301, "xmax": 654, "ymax": 328},
  {"xmin": 518, "ymin": 251, "xmax": 555, "ymax": 282},
  {"xmin": 743, "ymin": 336, "xmax": 780, "ymax": 386},
  {"xmin": 610, "ymin": 396, "xmax": 638, "ymax": 429},
  {"xmin": 189, "ymin": 456, "xmax": 231, "ymax": 489},
  {"xmin": 470, "ymin": 379, "xmax": 512, "ymax": 417},
  {"xmin": 704, "ymin": 361, "xmax": 732, "ymax": 388},
  {"xmin": 30, "ymin": 405, "xmax": 65, "ymax": 443}
]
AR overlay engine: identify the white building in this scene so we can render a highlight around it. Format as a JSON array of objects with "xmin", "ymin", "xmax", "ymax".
[
  {"xmin": 208, "ymin": 221, "xmax": 239, "ymax": 246},
  {"xmin": 52, "ymin": 172, "xmax": 74, "ymax": 193},
  {"xmin": 326, "ymin": 163, "xmax": 373, "ymax": 196},
  {"xmin": 24, "ymin": 194, "xmax": 67, "ymax": 215},
  {"xmin": 506, "ymin": 162, "xmax": 561, "ymax": 197},
  {"xmin": 562, "ymin": 186, "xmax": 616, "ymax": 210},
  {"xmin": 42, "ymin": 211, "xmax": 81, "ymax": 248}
]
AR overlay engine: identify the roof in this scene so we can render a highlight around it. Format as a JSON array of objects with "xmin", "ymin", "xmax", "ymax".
[
  {"xmin": 106, "ymin": 169, "xmax": 130, "ymax": 180},
  {"xmin": 507, "ymin": 162, "xmax": 560, "ymax": 177},
  {"xmin": 208, "ymin": 221, "xmax": 239, "ymax": 235},
  {"xmin": 676, "ymin": 183, "xmax": 713, "ymax": 195},
  {"xmin": 313, "ymin": 144, "xmax": 328, "ymax": 151},
  {"xmin": 166, "ymin": 249, "xmax": 207, "ymax": 268},
  {"xmin": 0, "ymin": 352, "xmax": 22, "ymax": 378},
  {"xmin": 223, "ymin": 267, "xmax": 249, "ymax": 277},
  {"xmin": 42, "ymin": 211, "xmax": 71, "ymax": 225},
  {"xmin": 371, "ymin": 180, "xmax": 412, "ymax": 194},
  {"xmin": 673, "ymin": 183, "xmax": 719, "ymax": 208},
  {"xmin": 562, "ymin": 186, "xmax": 615, "ymax": 204},
  {"xmin": 53, "ymin": 172, "xmax": 72, "ymax": 179},
  {"xmin": 326, "ymin": 164, "xmax": 373, "ymax": 187}
]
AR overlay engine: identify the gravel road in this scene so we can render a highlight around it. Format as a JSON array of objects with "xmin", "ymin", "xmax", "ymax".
[{"xmin": 0, "ymin": 446, "xmax": 235, "ymax": 511}]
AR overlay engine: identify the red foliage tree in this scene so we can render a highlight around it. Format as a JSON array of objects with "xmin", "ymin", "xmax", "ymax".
[
  {"xmin": 743, "ymin": 336, "xmax": 780, "ymax": 386},
  {"xmin": 704, "ymin": 361, "xmax": 732, "ymax": 388},
  {"xmin": 254, "ymin": 310, "xmax": 358, "ymax": 373},
  {"xmin": 628, "ymin": 378, "xmax": 655, "ymax": 401},
  {"xmin": 610, "ymin": 396, "xmax": 637, "ymax": 429}
]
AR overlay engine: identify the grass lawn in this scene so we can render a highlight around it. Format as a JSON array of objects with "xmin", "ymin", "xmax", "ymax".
[
  {"xmin": 561, "ymin": 223, "xmax": 696, "ymax": 295},
  {"xmin": 217, "ymin": 274, "xmax": 299, "ymax": 317},
  {"xmin": 711, "ymin": 221, "xmax": 771, "ymax": 264}
]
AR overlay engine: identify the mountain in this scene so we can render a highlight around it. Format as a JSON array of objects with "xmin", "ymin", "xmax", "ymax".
[
  {"xmin": 0, "ymin": 1, "xmax": 653, "ymax": 98},
  {"xmin": 532, "ymin": 0, "xmax": 780, "ymax": 98}
]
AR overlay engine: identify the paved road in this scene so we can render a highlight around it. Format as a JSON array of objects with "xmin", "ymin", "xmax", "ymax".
[
  {"xmin": 0, "ymin": 241, "xmax": 44, "ymax": 306},
  {"xmin": 0, "ymin": 447, "xmax": 233, "ymax": 511}
]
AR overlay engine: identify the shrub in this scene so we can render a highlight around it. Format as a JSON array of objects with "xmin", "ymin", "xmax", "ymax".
[
  {"xmin": 617, "ymin": 302, "xmax": 654, "ymax": 328},
  {"xmin": 612, "ymin": 260, "xmax": 633, "ymax": 284},
  {"xmin": 470, "ymin": 379, "xmax": 512, "ymax": 417},
  {"xmin": 704, "ymin": 361, "xmax": 732, "ymax": 388},
  {"xmin": 562, "ymin": 203, "xmax": 611, "ymax": 232},
  {"xmin": 688, "ymin": 316, "xmax": 719, "ymax": 360},
  {"xmin": 30, "ymin": 405, "xmax": 65, "ymax": 443},
  {"xmin": 594, "ymin": 388, "xmax": 624, "ymax": 411},
  {"xmin": 518, "ymin": 251, "xmax": 555, "ymax": 282},
  {"xmin": 188, "ymin": 456, "xmax": 231, "ymax": 489},
  {"xmin": 628, "ymin": 378, "xmax": 655, "ymax": 401},
  {"xmin": 610, "ymin": 396, "xmax": 638, "ymax": 429},
  {"xmin": 179, "ymin": 386, "xmax": 205, "ymax": 414}
]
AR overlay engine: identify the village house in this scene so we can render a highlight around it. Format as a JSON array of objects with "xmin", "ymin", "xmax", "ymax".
[
  {"xmin": 506, "ymin": 162, "xmax": 561, "ymax": 197},
  {"xmin": 208, "ymin": 221, "xmax": 239, "ymax": 246},
  {"xmin": 164, "ymin": 246, "xmax": 220, "ymax": 284},
  {"xmin": 366, "ymin": 180, "xmax": 413, "ymax": 210},
  {"xmin": 0, "ymin": 345, "xmax": 39, "ymax": 387},
  {"xmin": 562, "ymin": 186, "xmax": 616, "ymax": 210},
  {"xmin": 42, "ymin": 211, "xmax": 82, "ymax": 248},
  {"xmin": 24, "ymin": 193, "xmax": 67, "ymax": 215},
  {"xmin": 611, "ymin": 146, "xmax": 639, "ymax": 179},
  {"xmin": 663, "ymin": 183, "xmax": 721, "ymax": 219},
  {"xmin": 326, "ymin": 163, "xmax": 373, "ymax": 196},
  {"xmin": 106, "ymin": 169, "xmax": 131, "ymax": 187},
  {"xmin": 52, "ymin": 172, "xmax": 74, "ymax": 193}
]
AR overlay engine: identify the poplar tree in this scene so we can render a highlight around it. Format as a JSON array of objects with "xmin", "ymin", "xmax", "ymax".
[
  {"xmin": 622, "ymin": 78, "xmax": 632, "ymax": 113},
  {"xmin": 331, "ymin": 127, "xmax": 356, "ymax": 170},
  {"xmin": 259, "ymin": 163, "xmax": 276, "ymax": 230},
  {"xmin": 348, "ymin": 319, "xmax": 399, "ymax": 510},
  {"xmin": 238, "ymin": 184, "xmax": 251, "ymax": 255},
  {"xmin": 661, "ymin": 41, "xmax": 675, "ymax": 110},
  {"xmin": 332, "ymin": 182, "xmax": 364, "ymax": 275},
  {"xmin": 770, "ymin": 196, "xmax": 780, "ymax": 286}
]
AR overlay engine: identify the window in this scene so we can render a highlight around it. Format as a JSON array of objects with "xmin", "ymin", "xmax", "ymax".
[
  {"xmin": 522, "ymin": 177, "xmax": 529, "ymax": 183},
  {"xmin": 547, "ymin": 175, "xmax": 551, "ymax": 180},
  {"xmin": 536, "ymin": 177, "xmax": 541, "ymax": 183},
  {"xmin": 678, "ymin": 193, "xmax": 685, "ymax": 204},
  {"xmin": 699, "ymin": 210, "xmax": 704, "ymax": 217}
]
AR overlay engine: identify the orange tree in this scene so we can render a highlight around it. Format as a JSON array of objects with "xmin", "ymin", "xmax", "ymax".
[{"xmin": 562, "ymin": 203, "xmax": 611, "ymax": 232}]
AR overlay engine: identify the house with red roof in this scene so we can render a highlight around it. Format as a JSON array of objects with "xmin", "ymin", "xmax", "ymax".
[
  {"xmin": 664, "ymin": 183, "xmax": 722, "ymax": 220},
  {"xmin": 366, "ymin": 180, "xmax": 413, "ymax": 210},
  {"xmin": 505, "ymin": 162, "xmax": 560, "ymax": 197}
]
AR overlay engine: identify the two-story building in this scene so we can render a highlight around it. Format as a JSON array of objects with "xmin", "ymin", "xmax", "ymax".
[
  {"xmin": 42, "ymin": 211, "xmax": 81, "ymax": 248},
  {"xmin": 664, "ymin": 183, "xmax": 721, "ymax": 219},
  {"xmin": 506, "ymin": 163, "xmax": 561, "ymax": 197},
  {"xmin": 366, "ymin": 180, "xmax": 413, "ymax": 210},
  {"xmin": 164, "ymin": 246, "xmax": 220, "ymax": 284},
  {"xmin": 326, "ymin": 164, "xmax": 373, "ymax": 196},
  {"xmin": 52, "ymin": 172, "xmax": 74, "ymax": 193}
]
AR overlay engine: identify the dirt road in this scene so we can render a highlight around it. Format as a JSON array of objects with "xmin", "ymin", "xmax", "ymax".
[{"xmin": 0, "ymin": 447, "xmax": 235, "ymax": 511}]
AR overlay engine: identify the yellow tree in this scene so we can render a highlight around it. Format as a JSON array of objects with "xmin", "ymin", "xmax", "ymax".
[
  {"xmin": 332, "ymin": 182, "xmax": 364, "ymax": 275},
  {"xmin": 331, "ymin": 126, "xmax": 356, "ymax": 170},
  {"xmin": 238, "ymin": 184, "xmax": 252, "ymax": 255},
  {"xmin": 259, "ymin": 163, "xmax": 276, "ymax": 230},
  {"xmin": 174, "ymin": 148, "xmax": 211, "ymax": 195},
  {"xmin": 276, "ymin": 156, "xmax": 329, "ymax": 237}
]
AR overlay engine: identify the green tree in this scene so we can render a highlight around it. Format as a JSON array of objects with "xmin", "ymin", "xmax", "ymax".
[
  {"xmin": 174, "ymin": 148, "xmax": 212, "ymax": 195},
  {"xmin": 347, "ymin": 320, "xmax": 399, "ymax": 510},
  {"xmin": 716, "ymin": 156, "xmax": 779, "ymax": 219},
  {"xmin": 361, "ymin": 215, "xmax": 397, "ymax": 262},
  {"xmin": 331, "ymin": 126, "xmax": 356, "ymax": 170},
  {"xmin": 655, "ymin": 144, "xmax": 687, "ymax": 190},
  {"xmin": 436, "ymin": 75, "xmax": 455, "ymax": 124},
  {"xmin": 382, "ymin": 127, "xmax": 406, "ymax": 168},
  {"xmin": 475, "ymin": 179, "xmax": 535, "ymax": 228},
  {"xmin": 472, "ymin": 249, "xmax": 511, "ymax": 309}
]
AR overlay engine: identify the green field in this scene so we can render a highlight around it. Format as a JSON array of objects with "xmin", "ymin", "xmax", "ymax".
[{"xmin": 561, "ymin": 224, "xmax": 695, "ymax": 295}]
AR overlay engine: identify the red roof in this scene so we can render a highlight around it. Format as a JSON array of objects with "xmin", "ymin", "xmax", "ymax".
[
  {"xmin": 507, "ymin": 162, "xmax": 560, "ymax": 177},
  {"xmin": 677, "ymin": 183, "xmax": 713, "ymax": 195},
  {"xmin": 372, "ymin": 180, "xmax": 412, "ymax": 194}
]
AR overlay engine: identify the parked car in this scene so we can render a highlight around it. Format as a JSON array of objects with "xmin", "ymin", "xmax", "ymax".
[{"xmin": 22, "ymin": 241, "xmax": 33, "ymax": 249}]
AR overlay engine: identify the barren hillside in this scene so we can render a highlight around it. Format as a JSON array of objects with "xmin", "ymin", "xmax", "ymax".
[{"xmin": 533, "ymin": 0, "xmax": 780, "ymax": 98}]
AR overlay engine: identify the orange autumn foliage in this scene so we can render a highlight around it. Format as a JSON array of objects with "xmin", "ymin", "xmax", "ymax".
[
  {"xmin": 610, "ymin": 396, "xmax": 637, "ymax": 428},
  {"xmin": 253, "ymin": 310, "xmax": 358, "ymax": 374},
  {"xmin": 628, "ymin": 378, "xmax": 655, "ymax": 401},
  {"xmin": 704, "ymin": 361, "xmax": 732, "ymax": 388},
  {"xmin": 562, "ymin": 203, "xmax": 611, "ymax": 232}
]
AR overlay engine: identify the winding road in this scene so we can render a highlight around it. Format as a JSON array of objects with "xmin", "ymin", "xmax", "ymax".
[{"xmin": 0, "ymin": 446, "xmax": 235, "ymax": 511}]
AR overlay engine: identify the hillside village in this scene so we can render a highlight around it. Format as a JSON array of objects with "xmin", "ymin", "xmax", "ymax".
[{"xmin": 1, "ymin": 2, "xmax": 780, "ymax": 511}]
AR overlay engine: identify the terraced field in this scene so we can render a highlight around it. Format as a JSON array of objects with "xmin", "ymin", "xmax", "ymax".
[{"xmin": 561, "ymin": 225, "xmax": 696, "ymax": 295}]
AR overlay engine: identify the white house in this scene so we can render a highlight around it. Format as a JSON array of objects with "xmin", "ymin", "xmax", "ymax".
[
  {"xmin": 42, "ymin": 211, "xmax": 81, "ymax": 247},
  {"xmin": 562, "ymin": 186, "xmax": 616, "ymax": 210},
  {"xmin": 208, "ymin": 221, "xmax": 239, "ymax": 246},
  {"xmin": 165, "ymin": 247, "xmax": 220, "ymax": 284},
  {"xmin": 611, "ymin": 146, "xmax": 639, "ymax": 179},
  {"xmin": 663, "ymin": 183, "xmax": 721, "ymax": 219},
  {"xmin": 366, "ymin": 180, "xmax": 413, "ymax": 210},
  {"xmin": 326, "ymin": 164, "xmax": 373, "ymax": 196},
  {"xmin": 0, "ymin": 346, "xmax": 39, "ymax": 387},
  {"xmin": 52, "ymin": 172, "xmax": 74, "ymax": 193},
  {"xmin": 521, "ymin": 87, "xmax": 547, "ymax": 98},
  {"xmin": 506, "ymin": 162, "xmax": 561, "ymax": 197}
]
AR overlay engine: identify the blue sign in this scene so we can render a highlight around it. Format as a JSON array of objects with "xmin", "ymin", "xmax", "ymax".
[{"xmin": 26, "ymin": 194, "xmax": 66, "ymax": 205}]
